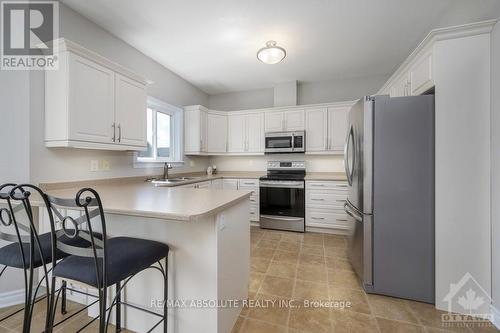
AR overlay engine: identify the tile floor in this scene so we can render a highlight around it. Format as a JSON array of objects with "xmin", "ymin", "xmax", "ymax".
[
  {"xmin": 232, "ymin": 227, "xmax": 499, "ymax": 333},
  {"xmin": 0, "ymin": 227, "xmax": 498, "ymax": 333}
]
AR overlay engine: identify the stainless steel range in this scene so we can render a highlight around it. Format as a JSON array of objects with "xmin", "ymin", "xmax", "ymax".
[{"xmin": 259, "ymin": 161, "xmax": 305, "ymax": 232}]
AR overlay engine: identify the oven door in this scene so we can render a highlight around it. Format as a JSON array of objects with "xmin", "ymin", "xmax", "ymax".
[
  {"xmin": 265, "ymin": 133, "xmax": 294, "ymax": 153},
  {"xmin": 259, "ymin": 180, "xmax": 305, "ymax": 232}
]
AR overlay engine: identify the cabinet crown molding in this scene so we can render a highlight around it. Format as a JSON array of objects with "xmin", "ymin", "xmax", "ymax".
[
  {"xmin": 378, "ymin": 19, "xmax": 497, "ymax": 94},
  {"xmin": 51, "ymin": 38, "xmax": 147, "ymax": 85}
]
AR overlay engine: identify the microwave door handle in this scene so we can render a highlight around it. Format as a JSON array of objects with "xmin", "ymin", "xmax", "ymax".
[{"xmin": 291, "ymin": 133, "xmax": 295, "ymax": 151}]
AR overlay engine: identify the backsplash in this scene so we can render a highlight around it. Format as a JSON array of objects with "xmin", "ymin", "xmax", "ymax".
[{"xmin": 208, "ymin": 154, "xmax": 344, "ymax": 173}]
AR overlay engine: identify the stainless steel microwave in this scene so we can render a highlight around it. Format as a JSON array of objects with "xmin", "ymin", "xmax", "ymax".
[{"xmin": 264, "ymin": 131, "xmax": 305, "ymax": 154}]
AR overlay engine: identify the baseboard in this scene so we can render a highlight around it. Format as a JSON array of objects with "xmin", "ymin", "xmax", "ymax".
[
  {"xmin": 0, "ymin": 289, "xmax": 25, "ymax": 308},
  {"xmin": 490, "ymin": 304, "xmax": 500, "ymax": 330}
]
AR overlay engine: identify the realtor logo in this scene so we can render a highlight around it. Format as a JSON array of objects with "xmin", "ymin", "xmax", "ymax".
[
  {"xmin": 1, "ymin": 0, "xmax": 59, "ymax": 70},
  {"xmin": 442, "ymin": 272, "xmax": 491, "ymax": 322}
]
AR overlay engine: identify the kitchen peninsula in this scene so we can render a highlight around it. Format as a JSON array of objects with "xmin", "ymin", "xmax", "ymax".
[{"xmin": 37, "ymin": 179, "xmax": 253, "ymax": 333}]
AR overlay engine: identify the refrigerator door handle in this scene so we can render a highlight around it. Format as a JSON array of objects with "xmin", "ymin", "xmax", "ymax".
[
  {"xmin": 344, "ymin": 202, "xmax": 362, "ymax": 222},
  {"xmin": 344, "ymin": 125, "xmax": 355, "ymax": 186}
]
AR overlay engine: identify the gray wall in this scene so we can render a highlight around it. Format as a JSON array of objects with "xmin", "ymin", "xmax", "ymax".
[
  {"xmin": 491, "ymin": 19, "xmax": 500, "ymax": 317},
  {"xmin": 30, "ymin": 4, "xmax": 210, "ymax": 184},
  {"xmin": 208, "ymin": 88, "xmax": 274, "ymax": 111},
  {"xmin": 0, "ymin": 71, "xmax": 30, "ymax": 294},
  {"xmin": 207, "ymin": 75, "xmax": 387, "ymax": 110}
]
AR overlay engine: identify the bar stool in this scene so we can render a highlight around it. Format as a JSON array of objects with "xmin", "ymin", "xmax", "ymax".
[
  {"xmin": 0, "ymin": 183, "xmax": 67, "ymax": 333},
  {"xmin": 37, "ymin": 187, "xmax": 170, "ymax": 333}
]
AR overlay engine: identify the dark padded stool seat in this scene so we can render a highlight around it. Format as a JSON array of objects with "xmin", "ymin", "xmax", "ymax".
[
  {"xmin": 0, "ymin": 232, "xmax": 97, "ymax": 269},
  {"xmin": 53, "ymin": 237, "xmax": 169, "ymax": 288}
]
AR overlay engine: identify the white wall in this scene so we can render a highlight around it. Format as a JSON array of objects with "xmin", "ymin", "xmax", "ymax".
[
  {"xmin": 209, "ymin": 155, "xmax": 344, "ymax": 173},
  {"xmin": 208, "ymin": 75, "xmax": 386, "ymax": 111},
  {"xmin": 491, "ymin": 19, "xmax": 500, "ymax": 322},
  {"xmin": 434, "ymin": 34, "xmax": 491, "ymax": 312},
  {"xmin": 0, "ymin": 71, "xmax": 30, "ymax": 295},
  {"xmin": 29, "ymin": 4, "xmax": 210, "ymax": 184}
]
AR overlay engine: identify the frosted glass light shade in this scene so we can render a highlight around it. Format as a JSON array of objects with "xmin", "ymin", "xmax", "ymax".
[{"xmin": 257, "ymin": 40, "xmax": 286, "ymax": 64}]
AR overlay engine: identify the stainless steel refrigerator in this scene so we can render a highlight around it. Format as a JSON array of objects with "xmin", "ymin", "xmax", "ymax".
[{"xmin": 344, "ymin": 95, "xmax": 435, "ymax": 303}]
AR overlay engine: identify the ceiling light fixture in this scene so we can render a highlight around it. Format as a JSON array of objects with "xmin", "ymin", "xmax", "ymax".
[{"xmin": 257, "ymin": 40, "xmax": 286, "ymax": 64}]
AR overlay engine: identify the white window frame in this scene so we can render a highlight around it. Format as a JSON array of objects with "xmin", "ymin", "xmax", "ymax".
[{"xmin": 134, "ymin": 96, "xmax": 184, "ymax": 167}]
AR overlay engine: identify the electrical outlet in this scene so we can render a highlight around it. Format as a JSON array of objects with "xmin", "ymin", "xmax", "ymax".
[
  {"xmin": 90, "ymin": 160, "xmax": 99, "ymax": 172},
  {"xmin": 102, "ymin": 160, "xmax": 111, "ymax": 171}
]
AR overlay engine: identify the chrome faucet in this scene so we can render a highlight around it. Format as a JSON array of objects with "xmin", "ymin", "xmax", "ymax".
[{"xmin": 163, "ymin": 163, "xmax": 173, "ymax": 180}]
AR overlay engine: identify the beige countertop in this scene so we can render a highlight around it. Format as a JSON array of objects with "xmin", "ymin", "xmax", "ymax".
[
  {"xmin": 29, "ymin": 171, "xmax": 346, "ymax": 221},
  {"xmin": 28, "ymin": 180, "xmax": 252, "ymax": 222}
]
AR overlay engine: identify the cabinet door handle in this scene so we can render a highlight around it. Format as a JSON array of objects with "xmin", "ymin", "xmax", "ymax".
[
  {"xmin": 312, "ymin": 217, "xmax": 325, "ymax": 220},
  {"xmin": 311, "ymin": 198, "xmax": 325, "ymax": 201},
  {"xmin": 111, "ymin": 123, "xmax": 116, "ymax": 142},
  {"xmin": 311, "ymin": 184, "xmax": 325, "ymax": 187},
  {"xmin": 336, "ymin": 219, "xmax": 348, "ymax": 222},
  {"xmin": 336, "ymin": 199, "xmax": 346, "ymax": 202},
  {"xmin": 117, "ymin": 124, "xmax": 121, "ymax": 142}
]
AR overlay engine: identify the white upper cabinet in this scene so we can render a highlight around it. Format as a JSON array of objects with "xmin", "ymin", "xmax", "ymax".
[
  {"xmin": 328, "ymin": 106, "xmax": 349, "ymax": 152},
  {"xmin": 207, "ymin": 112, "xmax": 227, "ymax": 153},
  {"xmin": 382, "ymin": 47, "xmax": 434, "ymax": 98},
  {"xmin": 184, "ymin": 105, "xmax": 208, "ymax": 154},
  {"xmin": 228, "ymin": 113, "xmax": 264, "ymax": 153},
  {"xmin": 66, "ymin": 53, "xmax": 115, "ymax": 144},
  {"xmin": 246, "ymin": 113, "xmax": 264, "ymax": 153},
  {"xmin": 45, "ymin": 39, "xmax": 147, "ymax": 150},
  {"xmin": 305, "ymin": 108, "xmax": 328, "ymax": 152},
  {"xmin": 227, "ymin": 114, "xmax": 246, "ymax": 153},
  {"xmin": 284, "ymin": 110, "xmax": 305, "ymax": 131},
  {"xmin": 264, "ymin": 112, "xmax": 284, "ymax": 132},
  {"xmin": 264, "ymin": 110, "xmax": 304, "ymax": 132},
  {"xmin": 410, "ymin": 52, "xmax": 433, "ymax": 95},
  {"xmin": 114, "ymin": 73, "xmax": 147, "ymax": 147}
]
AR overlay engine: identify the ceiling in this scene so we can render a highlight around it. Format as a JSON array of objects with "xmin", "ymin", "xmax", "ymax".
[{"xmin": 62, "ymin": 0, "xmax": 500, "ymax": 95}]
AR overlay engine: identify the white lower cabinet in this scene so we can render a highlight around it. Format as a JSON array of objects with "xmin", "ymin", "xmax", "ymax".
[
  {"xmin": 196, "ymin": 181, "xmax": 212, "ymax": 189},
  {"xmin": 306, "ymin": 180, "xmax": 350, "ymax": 230},
  {"xmin": 221, "ymin": 178, "xmax": 259, "ymax": 222},
  {"xmin": 211, "ymin": 179, "xmax": 223, "ymax": 189},
  {"xmin": 238, "ymin": 179, "xmax": 260, "ymax": 222},
  {"xmin": 222, "ymin": 179, "xmax": 239, "ymax": 190}
]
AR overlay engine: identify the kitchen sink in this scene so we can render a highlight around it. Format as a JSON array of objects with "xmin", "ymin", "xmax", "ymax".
[{"xmin": 146, "ymin": 176, "xmax": 201, "ymax": 185}]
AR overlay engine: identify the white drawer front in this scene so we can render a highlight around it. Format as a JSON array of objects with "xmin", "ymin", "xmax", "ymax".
[
  {"xmin": 306, "ymin": 191, "xmax": 347, "ymax": 209},
  {"xmin": 239, "ymin": 179, "xmax": 259, "ymax": 188},
  {"xmin": 222, "ymin": 179, "xmax": 238, "ymax": 190},
  {"xmin": 306, "ymin": 180, "xmax": 348, "ymax": 191},
  {"xmin": 250, "ymin": 203, "xmax": 259, "ymax": 221},
  {"xmin": 306, "ymin": 210, "xmax": 350, "ymax": 229}
]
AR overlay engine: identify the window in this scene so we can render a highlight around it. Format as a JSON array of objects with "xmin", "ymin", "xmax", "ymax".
[{"xmin": 136, "ymin": 97, "xmax": 183, "ymax": 164}]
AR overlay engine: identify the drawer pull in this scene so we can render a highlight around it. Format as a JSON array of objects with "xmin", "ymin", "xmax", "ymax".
[
  {"xmin": 336, "ymin": 200, "xmax": 346, "ymax": 202},
  {"xmin": 311, "ymin": 198, "xmax": 325, "ymax": 201},
  {"xmin": 312, "ymin": 217, "xmax": 325, "ymax": 220},
  {"xmin": 336, "ymin": 185, "xmax": 348, "ymax": 188},
  {"xmin": 311, "ymin": 184, "xmax": 325, "ymax": 187},
  {"xmin": 243, "ymin": 182, "xmax": 256, "ymax": 185},
  {"xmin": 336, "ymin": 219, "xmax": 348, "ymax": 222}
]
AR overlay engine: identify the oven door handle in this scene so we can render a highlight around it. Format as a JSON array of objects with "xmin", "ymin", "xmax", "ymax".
[
  {"xmin": 260, "ymin": 215, "xmax": 304, "ymax": 222},
  {"xmin": 259, "ymin": 181, "xmax": 304, "ymax": 188}
]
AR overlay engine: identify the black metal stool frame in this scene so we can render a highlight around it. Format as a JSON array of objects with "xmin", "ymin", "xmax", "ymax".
[
  {"xmin": 0, "ymin": 183, "xmax": 68, "ymax": 333},
  {"xmin": 40, "ymin": 187, "xmax": 168, "ymax": 333}
]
